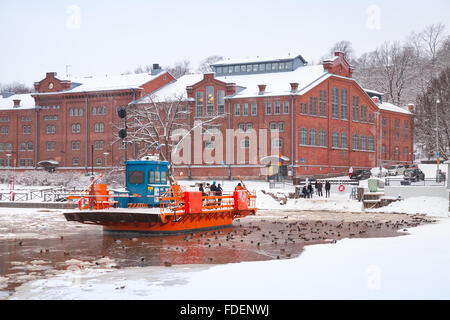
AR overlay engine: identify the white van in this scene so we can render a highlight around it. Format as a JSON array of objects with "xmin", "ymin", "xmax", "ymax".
[{"xmin": 387, "ymin": 165, "xmax": 405, "ymax": 176}]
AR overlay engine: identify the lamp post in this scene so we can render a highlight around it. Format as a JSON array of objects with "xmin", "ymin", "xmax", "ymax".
[{"xmin": 436, "ymin": 99, "xmax": 440, "ymax": 182}]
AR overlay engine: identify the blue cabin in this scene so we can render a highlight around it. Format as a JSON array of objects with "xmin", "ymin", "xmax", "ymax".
[{"xmin": 117, "ymin": 159, "xmax": 170, "ymax": 207}]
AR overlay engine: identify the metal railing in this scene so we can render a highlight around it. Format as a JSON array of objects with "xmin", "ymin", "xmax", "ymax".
[{"xmin": 385, "ymin": 177, "xmax": 446, "ymax": 186}]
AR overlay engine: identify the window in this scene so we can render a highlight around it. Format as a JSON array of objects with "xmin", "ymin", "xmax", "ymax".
[
  {"xmin": 205, "ymin": 141, "xmax": 215, "ymax": 149},
  {"xmin": 404, "ymin": 120, "xmax": 409, "ymax": 129},
  {"xmin": 332, "ymin": 87, "xmax": 339, "ymax": 119},
  {"xmin": 19, "ymin": 159, "xmax": 26, "ymax": 167},
  {"xmin": 46, "ymin": 142, "xmax": 56, "ymax": 151},
  {"xmin": 253, "ymin": 64, "xmax": 258, "ymax": 72},
  {"xmin": 72, "ymin": 141, "xmax": 81, "ymax": 150},
  {"xmin": 283, "ymin": 101, "xmax": 289, "ymax": 114},
  {"xmin": 95, "ymin": 140, "xmax": 104, "ymax": 150},
  {"xmin": 259, "ymin": 64, "xmax": 265, "ymax": 72},
  {"xmin": 368, "ymin": 136, "xmax": 374, "ymax": 151},
  {"xmin": 309, "ymin": 129, "xmax": 317, "ymax": 146},
  {"xmin": 300, "ymin": 128, "xmax": 308, "ymax": 145},
  {"xmin": 20, "ymin": 143, "xmax": 26, "ymax": 152},
  {"xmin": 251, "ymin": 103, "xmax": 257, "ymax": 116},
  {"xmin": 395, "ymin": 119, "xmax": 400, "ymax": 128},
  {"xmin": 319, "ymin": 130, "xmax": 326, "ymax": 147},
  {"xmin": 272, "ymin": 63, "xmax": 278, "ymax": 71},
  {"xmin": 404, "ymin": 147, "xmax": 409, "ymax": 156},
  {"xmin": 0, "ymin": 143, "xmax": 4, "ymax": 152},
  {"xmin": 332, "ymin": 132, "xmax": 339, "ymax": 148},
  {"xmin": 206, "ymin": 86, "xmax": 214, "ymax": 116},
  {"xmin": 72, "ymin": 123, "xmax": 81, "ymax": 133},
  {"xmin": 96, "ymin": 158, "xmax": 103, "ymax": 166},
  {"xmin": 352, "ymin": 134, "xmax": 359, "ymax": 150},
  {"xmin": 5, "ymin": 143, "xmax": 12, "ymax": 152},
  {"xmin": 242, "ymin": 103, "xmax": 249, "ymax": 116},
  {"xmin": 234, "ymin": 104, "xmax": 240, "ymax": 116},
  {"xmin": 274, "ymin": 102, "xmax": 280, "ymax": 115},
  {"xmin": 217, "ymin": 90, "xmax": 225, "ymax": 115},
  {"xmin": 246, "ymin": 123, "xmax": 253, "ymax": 132},
  {"xmin": 196, "ymin": 92, "xmax": 204, "ymax": 116},
  {"xmin": 240, "ymin": 65, "xmax": 246, "ymax": 72},
  {"xmin": 1, "ymin": 126, "xmax": 9, "ymax": 135},
  {"xmin": 341, "ymin": 133, "xmax": 347, "ymax": 149},
  {"xmin": 27, "ymin": 159, "xmax": 33, "ymax": 167},
  {"xmin": 239, "ymin": 123, "xmax": 246, "ymax": 132},
  {"xmin": 234, "ymin": 65, "xmax": 240, "ymax": 73},
  {"xmin": 270, "ymin": 122, "xmax": 277, "ymax": 131},
  {"xmin": 129, "ymin": 171, "xmax": 145, "ymax": 184},
  {"xmin": 360, "ymin": 135, "xmax": 367, "ymax": 150},
  {"xmin": 216, "ymin": 66, "xmax": 222, "ymax": 74},
  {"xmin": 46, "ymin": 125, "xmax": 55, "ymax": 134},
  {"xmin": 95, "ymin": 123, "xmax": 104, "ymax": 133},
  {"xmin": 319, "ymin": 90, "xmax": 324, "ymax": 116},
  {"xmin": 382, "ymin": 145, "xmax": 386, "ymax": 154},
  {"xmin": 240, "ymin": 138, "xmax": 250, "ymax": 149},
  {"xmin": 23, "ymin": 125, "xmax": 31, "ymax": 134},
  {"xmin": 27, "ymin": 142, "xmax": 33, "ymax": 151},
  {"xmin": 313, "ymin": 97, "xmax": 317, "ymax": 115},
  {"xmin": 265, "ymin": 102, "xmax": 271, "ymax": 115},
  {"xmin": 161, "ymin": 171, "xmax": 167, "ymax": 184},
  {"xmin": 341, "ymin": 89, "xmax": 348, "ymax": 120},
  {"xmin": 382, "ymin": 117, "xmax": 387, "ymax": 126},
  {"xmin": 309, "ymin": 97, "xmax": 313, "ymax": 115},
  {"xmin": 278, "ymin": 122, "xmax": 284, "ymax": 132},
  {"xmin": 352, "ymin": 96, "xmax": 359, "ymax": 121},
  {"xmin": 272, "ymin": 138, "xmax": 282, "ymax": 149}
]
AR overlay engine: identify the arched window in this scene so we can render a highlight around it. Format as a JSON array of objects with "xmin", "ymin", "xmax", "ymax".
[
  {"xmin": 332, "ymin": 132, "xmax": 339, "ymax": 148},
  {"xmin": 5, "ymin": 143, "xmax": 12, "ymax": 152},
  {"xmin": 74, "ymin": 108, "xmax": 78, "ymax": 117},
  {"xmin": 27, "ymin": 142, "xmax": 33, "ymax": 151},
  {"xmin": 309, "ymin": 128, "xmax": 317, "ymax": 146},
  {"xmin": 300, "ymin": 128, "xmax": 308, "ymax": 145},
  {"xmin": 93, "ymin": 107, "xmax": 96, "ymax": 115},
  {"xmin": 368, "ymin": 136, "xmax": 374, "ymax": 151},
  {"xmin": 19, "ymin": 142, "xmax": 26, "ymax": 151},
  {"xmin": 69, "ymin": 109, "xmax": 73, "ymax": 117},
  {"xmin": 0, "ymin": 143, "xmax": 4, "ymax": 152},
  {"xmin": 79, "ymin": 108, "xmax": 83, "ymax": 116},
  {"xmin": 352, "ymin": 134, "xmax": 359, "ymax": 150},
  {"xmin": 360, "ymin": 135, "xmax": 367, "ymax": 150},
  {"xmin": 319, "ymin": 130, "xmax": 326, "ymax": 147},
  {"xmin": 341, "ymin": 133, "xmax": 347, "ymax": 149}
]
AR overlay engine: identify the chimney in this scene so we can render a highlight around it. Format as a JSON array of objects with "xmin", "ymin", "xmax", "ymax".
[
  {"xmin": 290, "ymin": 82, "xmax": 299, "ymax": 92},
  {"xmin": 407, "ymin": 103, "xmax": 415, "ymax": 113},
  {"xmin": 13, "ymin": 99, "xmax": 21, "ymax": 107},
  {"xmin": 371, "ymin": 96, "xmax": 380, "ymax": 104},
  {"xmin": 334, "ymin": 51, "xmax": 345, "ymax": 59},
  {"xmin": 151, "ymin": 64, "xmax": 162, "ymax": 75},
  {"xmin": 226, "ymin": 83, "xmax": 236, "ymax": 95},
  {"xmin": 258, "ymin": 84, "xmax": 266, "ymax": 95}
]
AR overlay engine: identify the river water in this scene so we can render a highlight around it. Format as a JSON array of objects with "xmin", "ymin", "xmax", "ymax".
[{"xmin": 0, "ymin": 207, "xmax": 431, "ymax": 298}]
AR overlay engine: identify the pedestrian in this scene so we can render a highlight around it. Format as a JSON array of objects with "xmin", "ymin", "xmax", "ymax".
[
  {"xmin": 314, "ymin": 180, "xmax": 319, "ymax": 196},
  {"xmin": 317, "ymin": 180, "xmax": 323, "ymax": 197},
  {"xmin": 307, "ymin": 183, "xmax": 313, "ymax": 198},
  {"xmin": 216, "ymin": 183, "xmax": 223, "ymax": 205},
  {"xmin": 210, "ymin": 181, "xmax": 217, "ymax": 205},
  {"xmin": 325, "ymin": 181, "xmax": 331, "ymax": 198},
  {"xmin": 302, "ymin": 185, "xmax": 308, "ymax": 198},
  {"xmin": 235, "ymin": 183, "xmax": 244, "ymax": 191}
]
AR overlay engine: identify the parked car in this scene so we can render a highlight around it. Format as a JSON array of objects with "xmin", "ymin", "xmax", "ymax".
[
  {"xmin": 387, "ymin": 165, "xmax": 406, "ymax": 176},
  {"xmin": 350, "ymin": 169, "xmax": 372, "ymax": 180},
  {"xmin": 403, "ymin": 168, "xmax": 425, "ymax": 182}
]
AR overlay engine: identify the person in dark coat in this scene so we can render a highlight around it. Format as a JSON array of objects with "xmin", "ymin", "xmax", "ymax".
[
  {"xmin": 307, "ymin": 183, "xmax": 313, "ymax": 198},
  {"xmin": 302, "ymin": 185, "xmax": 308, "ymax": 198},
  {"xmin": 325, "ymin": 181, "xmax": 331, "ymax": 198},
  {"xmin": 314, "ymin": 180, "xmax": 319, "ymax": 196},
  {"xmin": 317, "ymin": 180, "xmax": 323, "ymax": 197},
  {"xmin": 216, "ymin": 183, "xmax": 223, "ymax": 205}
]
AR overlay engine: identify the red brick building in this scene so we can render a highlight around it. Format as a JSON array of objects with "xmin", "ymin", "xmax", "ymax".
[
  {"xmin": 133, "ymin": 52, "xmax": 414, "ymax": 179},
  {"xmin": 0, "ymin": 66, "xmax": 174, "ymax": 170},
  {"xmin": 0, "ymin": 53, "xmax": 413, "ymax": 179}
]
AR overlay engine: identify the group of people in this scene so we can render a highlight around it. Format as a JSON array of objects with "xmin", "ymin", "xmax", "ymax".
[
  {"xmin": 199, "ymin": 181, "xmax": 223, "ymax": 197},
  {"xmin": 301, "ymin": 180, "xmax": 331, "ymax": 198}
]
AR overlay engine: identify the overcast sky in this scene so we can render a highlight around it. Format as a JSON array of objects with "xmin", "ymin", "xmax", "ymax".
[{"xmin": 1, "ymin": 0, "xmax": 449, "ymax": 86}]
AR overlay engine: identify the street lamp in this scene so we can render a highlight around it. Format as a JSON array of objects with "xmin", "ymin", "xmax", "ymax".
[{"xmin": 436, "ymin": 99, "xmax": 440, "ymax": 181}]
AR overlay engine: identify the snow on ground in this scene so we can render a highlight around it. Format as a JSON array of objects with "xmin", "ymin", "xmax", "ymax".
[{"xmin": 10, "ymin": 217, "xmax": 450, "ymax": 300}]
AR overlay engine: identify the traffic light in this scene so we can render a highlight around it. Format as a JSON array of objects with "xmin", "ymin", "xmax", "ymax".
[{"xmin": 117, "ymin": 107, "xmax": 126, "ymax": 119}]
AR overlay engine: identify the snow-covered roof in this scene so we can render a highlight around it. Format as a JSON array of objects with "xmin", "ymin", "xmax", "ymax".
[
  {"xmin": 34, "ymin": 71, "xmax": 167, "ymax": 95},
  {"xmin": 212, "ymin": 54, "xmax": 307, "ymax": 66},
  {"xmin": 364, "ymin": 88, "xmax": 384, "ymax": 96},
  {"xmin": 0, "ymin": 93, "xmax": 36, "ymax": 110},
  {"xmin": 133, "ymin": 74, "xmax": 204, "ymax": 104},
  {"xmin": 378, "ymin": 102, "xmax": 412, "ymax": 115},
  {"xmin": 216, "ymin": 64, "xmax": 330, "ymax": 98}
]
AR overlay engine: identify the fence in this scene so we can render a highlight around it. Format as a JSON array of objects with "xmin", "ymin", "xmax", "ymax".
[
  {"xmin": 385, "ymin": 178, "xmax": 446, "ymax": 187},
  {"xmin": 0, "ymin": 186, "xmax": 84, "ymax": 202}
]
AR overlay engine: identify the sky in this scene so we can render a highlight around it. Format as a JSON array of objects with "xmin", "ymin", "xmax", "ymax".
[{"xmin": 0, "ymin": 0, "xmax": 449, "ymax": 87}]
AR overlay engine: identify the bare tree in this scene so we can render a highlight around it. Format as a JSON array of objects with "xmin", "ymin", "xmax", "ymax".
[
  {"xmin": 123, "ymin": 93, "xmax": 226, "ymax": 168},
  {"xmin": 164, "ymin": 60, "xmax": 192, "ymax": 79},
  {"xmin": 0, "ymin": 82, "xmax": 33, "ymax": 94},
  {"xmin": 197, "ymin": 55, "xmax": 224, "ymax": 73}
]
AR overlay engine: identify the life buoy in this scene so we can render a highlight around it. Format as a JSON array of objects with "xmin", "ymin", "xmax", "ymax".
[
  {"xmin": 338, "ymin": 185, "xmax": 345, "ymax": 192},
  {"xmin": 78, "ymin": 197, "xmax": 89, "ymax": 210}
]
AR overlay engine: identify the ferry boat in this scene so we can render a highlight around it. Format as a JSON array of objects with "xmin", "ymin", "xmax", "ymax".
[{"xmin": 64, "ymin": 157, "xmax": 256, "ymax": 233}]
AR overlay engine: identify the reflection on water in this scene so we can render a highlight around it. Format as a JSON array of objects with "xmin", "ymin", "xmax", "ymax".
[{"xmin": 0, "ymin": 213, "xmax": 428, "ymax": 297}]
